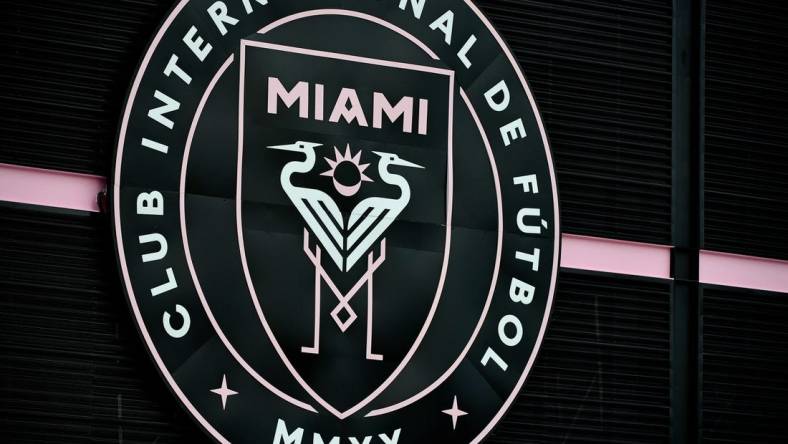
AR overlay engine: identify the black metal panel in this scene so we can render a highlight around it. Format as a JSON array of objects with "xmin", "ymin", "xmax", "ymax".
[
  {"xmin": 704, "ymin": 1, "xmax": 788, "ymax": 260},
  {"xmin": 701, "ymin": 287, "xmax": 788, "ymax": 443},
  {"xmin": 479, "ymin": 0, "xmax": 674, "ymax": 243},
  {"xmin": 0, "ymin": 0, "xmax": 174, "ymax": 175},
  {"xmin": 490, "ymin": 272, "xmax": 672, "ymax": 443},
  {"xmin": 0, "ymin": 204, "xmax": 201, "ymax": 443}
]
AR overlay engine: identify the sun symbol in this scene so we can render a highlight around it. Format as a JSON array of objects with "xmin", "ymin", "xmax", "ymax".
[{"xmin": 321, "ymin": 144, "xmax": 373, "ymax": 197}]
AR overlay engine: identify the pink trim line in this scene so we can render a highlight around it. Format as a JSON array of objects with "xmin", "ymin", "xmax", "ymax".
[
  {"xmin": 16, "ymin": 162, "xmax": 788, "ymax": 294},
  {"xmin": 178, "ymin": 55, "xmax": 317, "ymax": 413},
  {"xmin": 0, "ymin": 166, "xmax": 676, "ymax": 283},
  {"xmin": 242, "ymin": 40, "xmax": 454, "ymax": 77},
  {"xmin": 366, "ymin": 87, "xmax": 503, "ymax": 418},
  {"xmin": 465, "ymin": 0, "xmax": 561, "ymax": 440},
  {"xmin": 7, "ymin": 163, "xmax": 788, "ymax": 296},
  {"xmin": 111, "ymin": 0, "xmax": 231, "ymax": 441},
  {"xmin": 561, "ymin": 234, "xmax": 673, "ymax": 280},
  {"xmin": 700, "ymin": 250, "xmax": 788, "ymax": 294},
  {"xmin": 0, "ymin": 163, "xmax": 105, "ymax": 212},
  {"xmin": 258, "ymin": 9, "xmax": 440, "ymax": 60}
]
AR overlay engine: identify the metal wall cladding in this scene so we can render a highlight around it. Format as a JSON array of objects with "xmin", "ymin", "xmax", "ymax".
[
  {"xmin": 0, "ymin": 205, "xmax": 201, "ymax": 443},
  {"xmin": 490, "ymin": 272, "xmax": 671, "ymax": 444},
  {"xmin": 704, "ymin": 1, "xmax": 788, "ymax": 260},
  {"xmin": 479, "ymin": 0, "xmax": 674, "ymax": 244},
  {"xmin": 701, "ymin": 287, "xmax": 788, "ymax": 443},
  {"xmin": 0, "ymin": 0, "xmax": 174, "ymax": 175}
]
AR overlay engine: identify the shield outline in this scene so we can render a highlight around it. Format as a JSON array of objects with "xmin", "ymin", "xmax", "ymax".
[{"xmin": 235, "ymin": 39, "xmax": 455, "ymax": 419}]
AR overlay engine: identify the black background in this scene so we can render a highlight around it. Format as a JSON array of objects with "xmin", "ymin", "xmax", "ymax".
[{"xmin": 1, "ymin": 0, "xmax": 787, "ymax": 442}]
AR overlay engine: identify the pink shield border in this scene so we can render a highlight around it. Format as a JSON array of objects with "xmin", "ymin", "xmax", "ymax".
[{"xmin": 235, "ymin": 39, "xmax": 456, "ymax": 419}]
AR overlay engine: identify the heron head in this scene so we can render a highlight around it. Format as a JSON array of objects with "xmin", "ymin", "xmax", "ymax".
[
  {"xmin": 267, "ymin": 141, "xmax": 321, "ymax": 153},
  {"xmin": 372, "ymin": 151, "xmax": 424, "ymax": 169}
]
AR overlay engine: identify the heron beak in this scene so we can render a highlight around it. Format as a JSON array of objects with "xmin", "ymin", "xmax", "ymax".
[
  {"xmin": 395, "ymin": 158, "xmax": 425, "ymax": 169},
  {"xmin": 267, "ymin": 143, "xmax": 300, "ymax": 152}
]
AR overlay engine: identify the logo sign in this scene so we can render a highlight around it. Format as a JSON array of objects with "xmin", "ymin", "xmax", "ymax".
[{"xmin": 112, "ymin": 1, "xmax": 559, "ymax": 443}]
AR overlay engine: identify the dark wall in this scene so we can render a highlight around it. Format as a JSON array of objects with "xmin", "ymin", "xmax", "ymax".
[
  {"xmin": 700, "ymin": 287, "xmax": 788, "ymax": 443},
  {"xmin": 0, "ymin": 1, "xmax": 787, "ymax": 443},
  {"xmin": 703, "ymin": 1, "xmax": 788, "ymax": 260}
]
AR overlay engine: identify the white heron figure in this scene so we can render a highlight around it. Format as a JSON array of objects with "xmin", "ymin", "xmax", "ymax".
[
  {"xmin": 267, "ymin": 141, "xmax": 422, "ymax": 359},
  {"xmin": 267, "ymin": 141, "xmax": 423, "ymax": 272},
  {"xmin": 267, "ymin": 141, "xmax": 346, "ymax": 271}
]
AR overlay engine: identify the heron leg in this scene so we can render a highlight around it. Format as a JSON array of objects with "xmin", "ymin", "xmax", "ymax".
[
  {"xmin": 301, "ymin": 229, "xmax": 321, "ymax": 355},
  {"xmin": 366, "ymin": 240, "xmax": 386, "ymax": 361}
]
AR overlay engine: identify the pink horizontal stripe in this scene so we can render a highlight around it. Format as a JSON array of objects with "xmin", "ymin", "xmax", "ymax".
[
  {"xmin": 4, "ymin": 164, "xmax": 788, "ymax": 294},
  {"xmin": 700, "ymin": 250, "xmax": 788, "ymax": 294},
  {"xmin": 561, "ymin": 234, "xmax": 673, "ymax": 279},
  {"xmin": 0, "ymin": 165, "xmax": 673, "ymax": 279},
  {"xmin": 0, "ymin": 163, "xmax": 105, "ymax": 212}
]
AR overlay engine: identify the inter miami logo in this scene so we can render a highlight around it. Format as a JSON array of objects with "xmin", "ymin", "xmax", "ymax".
[{"xmin": 112, "ymin": 1, "xmax": 559, "ymax": 443}]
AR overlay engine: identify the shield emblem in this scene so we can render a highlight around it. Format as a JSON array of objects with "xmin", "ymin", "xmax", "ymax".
[{"xmin": 236, "ymin": 39, "xmax": 454, "ymax": 418}]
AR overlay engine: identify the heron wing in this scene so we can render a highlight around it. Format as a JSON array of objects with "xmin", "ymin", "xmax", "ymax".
[
  {"xmin": 348, "ymin": 198, "xmax": 374, "ymax": 228},
  {"xmin": 303, "ymin": 189, "xmax": 344, "ymax": 246},
  {"xmin": 347, "ymin": 198, "xmax": 384, "ymax": 248},
  {"xmin": 346, "ymin": 196, "xmax": 408, "ymax": 271},
  {"xmin": 286, "ymin": 188, "xmax": 345, "ymax": 270}
]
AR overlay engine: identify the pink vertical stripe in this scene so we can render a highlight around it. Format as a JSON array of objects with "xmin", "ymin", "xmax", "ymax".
[
  {"xmin": 700, "ymin": 250, "xmax": 788, "ymax": 294},
  {"xmin": 561, "ymin": 234, "xmax": 673, "ymax": 279},
  {"xmin": 0, "ymin": 163, "xmax": 105, "ymax": 212}
]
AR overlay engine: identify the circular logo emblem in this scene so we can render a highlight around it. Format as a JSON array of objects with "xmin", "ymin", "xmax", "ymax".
[{"xmin": 112, "ymin": 1, "xmax": 559, "ymax": 442}]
